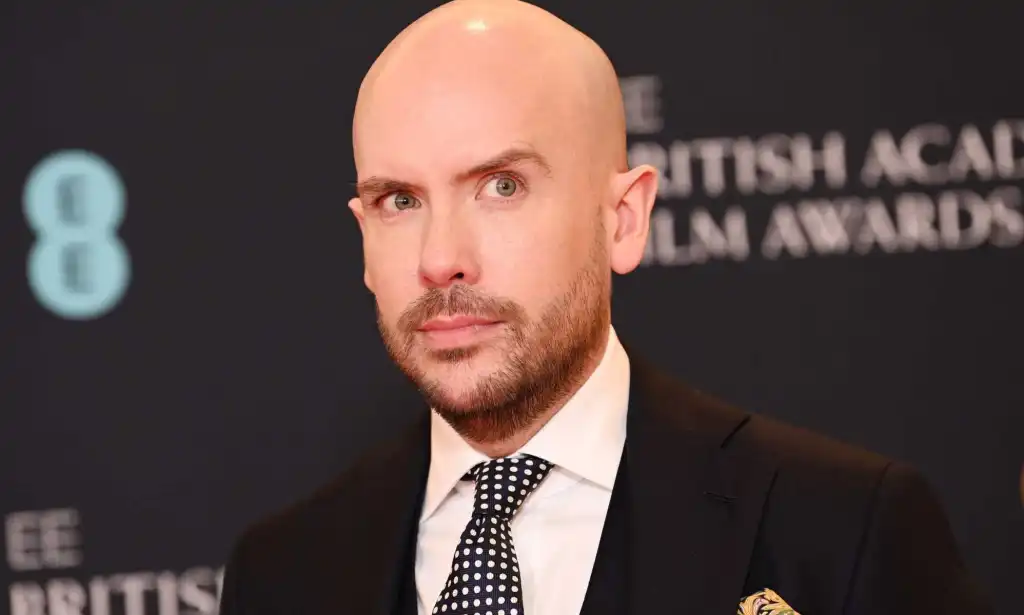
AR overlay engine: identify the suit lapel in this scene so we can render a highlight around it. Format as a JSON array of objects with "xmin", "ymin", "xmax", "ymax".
[
  {"xmin": 313, "ymin": 411, "xmax": 430, "ymax": 615},
  {"xmin": 579, "ymin": 444, "xmax": 631, "ymax": 615},
  {"xmin": 625, "ymin": 353, "xmax": 778, "ymax": 614}
]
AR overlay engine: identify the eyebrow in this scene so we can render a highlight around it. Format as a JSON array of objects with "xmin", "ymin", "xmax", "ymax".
[{"xmin": 354, "ymin": 146, "xmax": 552, "ymax": 199}]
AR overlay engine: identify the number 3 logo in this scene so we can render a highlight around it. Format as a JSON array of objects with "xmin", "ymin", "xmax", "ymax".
[{"xmin": 23, "ymin": 150, "xmax": 131, "ymax": 320}]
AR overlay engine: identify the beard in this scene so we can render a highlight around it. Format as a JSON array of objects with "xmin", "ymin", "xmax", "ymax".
[{"xmin": 376, "ymin": 230, "xmax": 611, "ymax": 445}]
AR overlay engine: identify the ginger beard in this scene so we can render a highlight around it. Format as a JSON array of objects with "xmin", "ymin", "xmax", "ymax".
[{"xmin": 377, "ymin": 222, "xmax": 611, "ymax": 444}]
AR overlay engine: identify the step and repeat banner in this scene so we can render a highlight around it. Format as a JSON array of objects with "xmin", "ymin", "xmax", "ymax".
[{"xmin": 3, "ymin": 1, "xmax": 1022, "ymax": 614}]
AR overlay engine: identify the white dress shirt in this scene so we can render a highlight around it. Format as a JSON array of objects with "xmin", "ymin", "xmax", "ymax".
[{"xmin": 415, "ymin": 326, "xmax": 631, "ymax": 615}]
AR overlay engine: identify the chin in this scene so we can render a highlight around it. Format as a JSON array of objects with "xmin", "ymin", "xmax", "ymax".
[
  {"xmin": 423, "ymin": 362, "xmax": 491, "ymax": 393},
  {"xmin": 417, "ymin": 374, "xmax": 489, "ymax": 414},
  {"xmin": 415, "ymin": 355, "xmax": 504, "ymax": 404}
]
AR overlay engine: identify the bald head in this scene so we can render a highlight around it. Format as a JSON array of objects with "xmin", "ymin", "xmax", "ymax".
[{"xmin": 353, "ymin": 0, "xmax": 627, "ymax": 173}]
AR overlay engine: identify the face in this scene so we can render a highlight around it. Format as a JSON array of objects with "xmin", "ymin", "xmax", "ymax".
[{"xmin": 349, "ymin": 38, "xmax": 645, "ymax": 442}]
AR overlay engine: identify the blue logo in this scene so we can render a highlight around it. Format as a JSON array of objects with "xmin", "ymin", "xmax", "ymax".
[{"xmin": 23, "ymin": 150, "xmax": 130, "ymax": 320}]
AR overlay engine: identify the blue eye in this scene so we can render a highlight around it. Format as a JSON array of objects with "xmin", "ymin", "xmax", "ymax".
[
  {"xmin": 482, "ymin": 176, "xmax": 521, "ymax": 198},
  {"xmin": 383, "ymin": 192, "xmax": 419, "ymax": 211}
]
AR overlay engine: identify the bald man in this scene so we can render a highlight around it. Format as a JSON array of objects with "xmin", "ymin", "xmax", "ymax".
[{"xmin": 218, "ymin": 2, "xmax": 990, "ymax": 615}]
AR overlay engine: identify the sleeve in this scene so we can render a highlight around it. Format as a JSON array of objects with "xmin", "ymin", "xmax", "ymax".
[{"xmin": 843, "ymin": 461, "xmax": 993, "ymax": 615}]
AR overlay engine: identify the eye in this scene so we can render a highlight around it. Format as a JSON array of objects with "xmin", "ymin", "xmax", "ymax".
[
  {"xmin": 481, "ymin": 175, "xmax": 522, "ymax": 199},
  {"xmin": 381, "ymin": 192, "xmax": 420, "ymax": 212}
]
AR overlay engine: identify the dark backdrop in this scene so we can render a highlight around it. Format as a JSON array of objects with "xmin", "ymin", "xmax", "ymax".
[{"xmin": 3, "ymin": 1, "xmax": 1022, "ymax": 614}]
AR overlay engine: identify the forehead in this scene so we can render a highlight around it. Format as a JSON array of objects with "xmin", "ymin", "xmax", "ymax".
[{"xmin": 354, "ymin": 52, "xmax": 581, "ymax": 180}]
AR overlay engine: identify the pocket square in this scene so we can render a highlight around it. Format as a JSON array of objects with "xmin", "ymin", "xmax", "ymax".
[{"xmin": 738, "ymin": 588, "xmax": 802, "ymax": 615}]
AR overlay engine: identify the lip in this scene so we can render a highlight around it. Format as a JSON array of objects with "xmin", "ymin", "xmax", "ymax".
[
  {"xmin": 416, "ymin": 316, "xmax": 505, "ymax": 351},
  {"xmin": 418, "ymin": 315, "xmax": 500, "ymax": 331}
]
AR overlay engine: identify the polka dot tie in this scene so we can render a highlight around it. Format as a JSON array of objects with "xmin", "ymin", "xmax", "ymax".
[{"xmin": 431, "ymin": 453, "xmax": 552, "ymax": 615}]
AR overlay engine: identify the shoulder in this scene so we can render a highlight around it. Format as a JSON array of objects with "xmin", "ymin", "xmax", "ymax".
[
  {"xmin": 633, "ymin": 354, "xmax": 920, "ymax": 520},
  {"xmin": 739, "ymin": 408, "xmax": 895, "ymax": 490},
  {"xmin": 646, "ymin": 359, "xmax": 931, "ymax": 521},
  {"xmin": 634, "ymin": 353, "xmax": 897, "ymax": 486},
  {"xmin": 227, "ymin": 417, "xmax": 426, "ymax": 569}
]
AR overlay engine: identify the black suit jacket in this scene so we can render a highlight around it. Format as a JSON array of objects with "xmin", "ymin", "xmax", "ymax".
[{"xmin": 218, "ymin": 353, "xmax": 991, "ymax": 615}]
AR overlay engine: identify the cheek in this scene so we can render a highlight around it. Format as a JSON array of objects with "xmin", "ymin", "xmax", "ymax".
[
  {"xmin": 364, "ymin": 230, "xmax": 420, "ymax": 317},
  {"xmin": 480, "ymin": 198, "xmax": 592, "ymax": 301}
]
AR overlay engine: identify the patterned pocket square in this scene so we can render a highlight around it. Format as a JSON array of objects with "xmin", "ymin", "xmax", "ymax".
[{"xmin": 738, "ymin": 588, "xmax": 802, "ymax": 615}]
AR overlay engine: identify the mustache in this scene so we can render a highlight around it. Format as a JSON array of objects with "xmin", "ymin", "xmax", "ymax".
[{"xmin": 398, "ymin": 286, "xmax": 526, "ymax": 333}]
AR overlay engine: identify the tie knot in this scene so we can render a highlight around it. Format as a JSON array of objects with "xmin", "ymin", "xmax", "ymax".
[{"xmin": 467, "ymin": 454, "xmax": 551, "ymax": 520}]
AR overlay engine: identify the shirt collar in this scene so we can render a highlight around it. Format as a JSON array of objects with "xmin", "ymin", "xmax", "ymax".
[{"xmin": 420, "ymin": 326, "xmax": 630, "ymax": 521}]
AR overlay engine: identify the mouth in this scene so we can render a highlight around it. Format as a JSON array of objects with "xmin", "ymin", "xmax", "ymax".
[
  {"xmin": 418, "ymin": 315, "xmax": 501, "ymax": 331},
  {"xmin": 416, "ymin": 315, "xmax": 504, "ymax": 349}
]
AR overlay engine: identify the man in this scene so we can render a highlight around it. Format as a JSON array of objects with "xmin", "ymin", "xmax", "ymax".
[{"xmin": 218, "ymin": 1, "xmax": 991, "ymax": 614}]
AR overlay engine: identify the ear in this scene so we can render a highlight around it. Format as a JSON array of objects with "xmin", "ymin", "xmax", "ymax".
[
  {"xmin": 347, "ymin": 196, "xmax": 374, "ymax": 292},
  {"xmin": 606, "ymin": 164, "xmax": 659, "ymax": 274}
]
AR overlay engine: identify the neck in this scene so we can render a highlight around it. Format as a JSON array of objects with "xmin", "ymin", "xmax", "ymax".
[{"xmin": 466, "ymin": 334, "xmax": 609, "ymax": 458}]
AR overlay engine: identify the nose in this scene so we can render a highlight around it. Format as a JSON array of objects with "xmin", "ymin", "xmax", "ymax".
[{"xmin": 418, "ymin": 209, "xmax": 480, "ymax": 288}]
